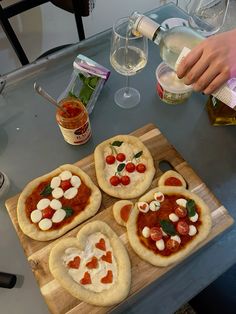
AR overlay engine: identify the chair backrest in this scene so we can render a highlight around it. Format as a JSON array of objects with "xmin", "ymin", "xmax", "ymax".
[{"xmin": 0, "ymin": 0, "xmax": 87, "ymax": 66}]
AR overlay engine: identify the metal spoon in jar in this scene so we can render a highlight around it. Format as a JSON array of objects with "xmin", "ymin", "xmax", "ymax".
[{"xmin": 33, "ymin": 82, "xmax": 67, "ymax": 115}]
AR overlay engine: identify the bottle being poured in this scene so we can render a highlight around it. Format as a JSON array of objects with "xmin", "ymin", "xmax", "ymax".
[{"xmin": 129, "ymin": 12, "xmax": 236, "ymax": 111}]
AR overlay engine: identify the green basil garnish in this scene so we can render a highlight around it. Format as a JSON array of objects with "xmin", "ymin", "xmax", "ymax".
[
  {"xmin": 111, "ymin": 141, "xmax": 123, "ymax": 147},
  {"xmin": 186, "ymin": 199, "xmax": 196, "ymax": 217},
  {"xmin": 134, "ymin": 151, "xmax": 143, "ymax": 159},
  {"xmin": 117, "ymin": 163, "xmax": 125, "ymax": 173},
  {"xmin": 62, "ymin": 207, "xmax": 74, "ymax": 218},
  {"xmin": 40, "ymin": 184, "xmax": 53, "ymax": 197},
  {"xmin": 160, "ymin": 220, "xmax": 176, "ymax": 236}
]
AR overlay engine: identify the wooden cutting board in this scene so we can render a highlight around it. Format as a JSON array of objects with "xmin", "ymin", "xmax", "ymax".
[{"xmin": 5, "ymin": 124, "xmax": 234, "ymax": 314}]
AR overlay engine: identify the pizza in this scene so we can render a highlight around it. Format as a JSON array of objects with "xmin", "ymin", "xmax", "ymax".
[
  {"xmin": 158, "ymin": 170, "xmax": 187, "ymax": 188},
  {"xmin": 49, "ymin": 220, "xmax": 131, "ymax": 306},
  {"xmin": 113, "ymin": 200, "xmax": 134, "ymax": 227},
  {"xmin": 17, "ymin": 164, "xmax": 102, "ymax": 241},
  {"xmin": 126, "ymin": 171, "xmax": 212, "ymax": 266},
  {"xmin": 94, "ymin": 135, "xmax": 155, "ymax": 199}
]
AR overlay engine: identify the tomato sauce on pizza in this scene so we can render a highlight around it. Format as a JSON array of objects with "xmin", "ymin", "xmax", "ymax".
[{"xmin": 137, "ymin": 194, "xmax": 202, "ymax": 256}]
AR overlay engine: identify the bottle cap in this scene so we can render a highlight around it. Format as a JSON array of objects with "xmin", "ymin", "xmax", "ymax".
[{"xmin": 135, "ymin": 16, "xmax": 160, "ymax": 40}]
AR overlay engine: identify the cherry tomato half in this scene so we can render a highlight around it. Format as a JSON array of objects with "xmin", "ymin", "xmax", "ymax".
[
  {"xmin": 176, "ymin": 221, "xmax": 189, "ymax": 235},
  {"xmin": 166, "ymin": 239, "xmax": 180, "ymax": 252},
  {"xmin": 175, "ymin": 206, "xmax": 187, "ymax": 218},
  {"xmin": 60, "ymin": 180, "xmax": 72, "ymax": 191},
  {"xmin": 150, "ymin": 227, "xmax": 163, "ymax": 241},
  {"xmin": 105, "ymin": 155, "xmax": 116, "ymax": 164},
  {"xmin": 42, "ymin": 207, "xmax": 55, "ymax": 219},
  {"xmin": 110, "ymin": 176, "xmax": 120, "ymax": 186},
  {"xmin": 116, "ymin": 153, "xmax": 126, "ymax": 162},
  {"xmin": 125, "ymin": 162, "xmax": 135, "ymax": 173},
  {"xmin": 120, "ymin": 175, "xmax": 130, "ymax": 185},
  {"xmin": 136, "ymin": 163, "xmax": 146, "ymax": 173}
]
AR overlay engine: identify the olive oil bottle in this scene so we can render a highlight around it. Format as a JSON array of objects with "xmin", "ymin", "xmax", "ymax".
[{"xmin": 206, "ymin": 96, "xmax": 236, "ymax": 126}]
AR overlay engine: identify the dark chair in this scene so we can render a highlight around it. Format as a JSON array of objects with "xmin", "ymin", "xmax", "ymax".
[{"xmin": 0, "ymin": 0, "xmax": 92, "ymax": 66}]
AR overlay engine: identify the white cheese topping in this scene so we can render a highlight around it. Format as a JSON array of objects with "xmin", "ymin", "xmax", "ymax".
[
  {"xmin": 30, "ymin": 209, "xmax": 42, "ymax": 223},
  {"xmin": 50, "ymin": 199, "xmax": 62, "ymax": 210},
  {"xmin": 188, "ymin": 225, "xmax": 197, "ymax": 236},
  {"xmin": 137, "ymin": 202, "xmax": 149, "ymax": 213},
  {"xmin": 38, "ymin": 218, "xmax": 52, "ymax": 231},
  {"xmin": 149, "ymin": 200, "xmax": 160, "ymax": 211},
  {"xmin": 154, "ymin": 191, "xmax": 165, "ymax": 202},
  {"xmin": 71, "ymin": 175, "xmax": 81, "ymax": 188},
  {"xmin": 50, "ymin": 176, "xmax": 61, "ymax": 189},
  {"xmin": 52, "ymin": 187, "xmax": 64, "ymax": 199},
  {"xmin": 156, "ymin": 239, "xmax": 165, "ymax": 251},
  {"xmin": 171, "ymin": 235, "xmax": 181, "ymax": 244},
  {"xmin": 64, "ymin": 187, "xmax": 78, "ymax": 200},
  {"xmin": 37, "ymin": 198, "xmax": 51, "ymax": 210},
  {"xmin": 142, "ymin": 226, "xmax": 150, "ymax": 238},
  {"xmin": 52, "ymin": 209, "xmax": 66, "ymax": 223},
  {"xmin": 63, "ymin": 232, "xmax": 117, "ymax": 293},
  {"xmin": 60, "ymin": 170, "xmax": 72, "ymax": 181},
  {"xmin": 189, "ymin": 213, "xmax": 199, "ymax": 222},
  {"xmin": 169, "ymin": 213, "xmax": 179, "ymax": 222},
  {"xmin": 176, "ymin": 198, "xmax": 187, "ymax": 207}
]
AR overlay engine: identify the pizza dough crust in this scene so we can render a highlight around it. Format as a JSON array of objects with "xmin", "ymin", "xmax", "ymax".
[
  {"xmin": 127, "ymin": 186, "xmax": 212, "ymax": 267},
  {"xmin": 113, "ymin": 200, "xmax": 133, "ymax": 227},
  {"xmin": 94, "ymin": 135, "xmax": 155, "ymax": 199},
  {"xmin": 49, "ymin": 220, "xmax": 131, "ymax": 306},
  {"xmin": 158, "ymin": 170, "xmax": 187, "ymax": 188},
  {"xmin": 17, "ymin": 164, "xmax": 102, "ymax": 241}
]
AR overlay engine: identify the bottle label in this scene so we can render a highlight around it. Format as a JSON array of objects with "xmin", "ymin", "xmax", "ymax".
[{"xmin": 58, "ymin": 119, "xmax": 92, "ymax": 145}]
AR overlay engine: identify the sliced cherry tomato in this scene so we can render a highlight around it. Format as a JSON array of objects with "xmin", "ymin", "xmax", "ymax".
[
  {"xmin": 164, "ymin": 177, "xmax": 182, "ymax": 186},
  {"xmin": 86, "ymin": 256, "xmax": 98, "ymax": 269},
  {"xmin": 150, "ymin": 227, "xmax": 163, "ymax": 241},
  {"xmin": 42, "ymin": 207, "xmax": 55, "ymax": 219},
  {"xmin": 110, "ymin": 175, "xmax": 120, "ymax": 186},
  {"xmin": 125, "ymin": 162, "xmax": 135, "ymax": 173},
  {"xmin": 80, "ymin": 271, "xmax": 92, "ymax": 285},
  {"xmin": 105, "ymin": 155, "xmax": 116, "ymax": 164},
  {"xmin": 101, "ymin": 251, "xmax": 112, "ymax": 263},
  {"xmin": 101, "ymin": 270, "xmax": 113, "ymax": 284},
  {"xmin": 136, "ymin": 163, "xmax": 146, "ymax": 173},
  {"xmin": 175, "ymin": 206, "xmax": 187, "ymax": 218},
  {"xmin": 120, "ymin": 175, "xmax": 130, "ymax": 185},
  {"xmin": 95, "ymin": 238, "xmax": 106, "ymax": 251},
  {"xmin": 177, "ymin": 221, "xmax": 189, "ymax": 235},
  {"xmin": 116, "ymin": 153, "xmax": 126, "ymax": 162},
  {"xmin": 60, "ymin": 179, "xmax": 72, "ymax": 191},
  {"xmin": 67, "ymin": 256, "xmax": 80, "ymax": 269},
  {"xmin": 166, "ymin": 239, "xmax": 180, "ymax": 252},
  {"xmin": 120, "ymin": 204, "xmax": 132, "ymax": 222}
]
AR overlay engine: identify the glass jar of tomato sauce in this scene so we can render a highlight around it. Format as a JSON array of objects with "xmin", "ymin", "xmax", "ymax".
[{"xmin": 56, "ymin": 98, "xmax": 91, "ymax": 145}]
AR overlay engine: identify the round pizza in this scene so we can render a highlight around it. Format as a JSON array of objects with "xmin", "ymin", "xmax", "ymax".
[
  {"xmin": 126, "ymin": 172, "xmax": 212, "ymax": 266},
  {"xmin": 94, "ymin": 135, "xmax": 155, "ymax": 199},
  {"xmin": 17, "ymin": 164, "xmax": 102, "ymax": 241},
  {"xmin": 49, "ymin": 220, "xmax": 131, "ymax": 306}
]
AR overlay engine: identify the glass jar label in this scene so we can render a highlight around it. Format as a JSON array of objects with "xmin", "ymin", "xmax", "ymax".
[{"xmin": 58, "ymin": 119, "xmax": 92, "ymax": 145}]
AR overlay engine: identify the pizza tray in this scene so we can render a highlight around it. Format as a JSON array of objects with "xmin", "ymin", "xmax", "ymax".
[{"xmin": 5, "ymin": 124, "xmax": 234, "ymax": 314}]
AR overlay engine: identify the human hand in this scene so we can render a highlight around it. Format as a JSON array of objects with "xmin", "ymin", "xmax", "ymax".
[{"xmin": 176, "ymin": 29, "xmax": 236, "ymax": 94}]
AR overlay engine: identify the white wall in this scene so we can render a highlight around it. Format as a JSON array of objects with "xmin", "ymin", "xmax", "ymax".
[{"xmin": 0, "ymin": 0, "xmax": 170, "ymax": 75}]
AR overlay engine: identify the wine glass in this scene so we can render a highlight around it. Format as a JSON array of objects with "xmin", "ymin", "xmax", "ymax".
[
  {"xmin": 110, "ymin": 17, "xmax": 148, "ymax": 109},
  {"xmin": 187, "ymin": 0, "xmax": 229, "ymax": 37}
]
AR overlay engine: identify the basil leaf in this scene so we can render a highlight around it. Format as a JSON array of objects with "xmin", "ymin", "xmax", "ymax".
[
  {"xmin": 160, "ymin": 220, "xmax": 176, "ymax": 236},
  {"xmin": 117, "ymin": 163, "xmax": 125, "ymax": 173},
  {"xmin": 186, "ymin": 199, "xmax": 196, "ymax": 217},
  {"xmin": 62, "ymin": 207, "xmax": 74, "ymax": 218},
  {"xmin": 134, "ymin": 151, "xmax": 143, "ymax": 159},
  {"xmin": 111, "ymin": 141, "xmax": 123, "ymax": 147},
  {"xmin": 40, "ymin": 184, "xmax": 53, "ymax": 196}
]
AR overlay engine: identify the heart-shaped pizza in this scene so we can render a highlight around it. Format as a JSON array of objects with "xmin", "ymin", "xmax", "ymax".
[
  {"xmin": 49, "ymin": 220, "xmax": 131, "ymax": 306},
  {"xmin": 121, "ymin": 171, "xmax": 212, "ymax": 266},
  {"xmin": 94, "ymin": 135, "xmax": 155, "ymax": 199},
  {"xmin": 17, "ymin": 164, "xmax": 102, "ymax": 241}
]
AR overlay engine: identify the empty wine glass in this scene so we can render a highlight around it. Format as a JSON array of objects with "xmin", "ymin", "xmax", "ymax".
[
  {"xmin": 187, "ymin": 0, "xmax": 229, "ymax": 37},
  {"xmin": 110, "ymin": 17, "xmax": 148, "ymax": 109}
]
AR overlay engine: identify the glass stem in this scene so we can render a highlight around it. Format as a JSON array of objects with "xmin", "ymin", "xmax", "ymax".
[{"xmin": 124, "ymin": 76, "xmax": 130, "ymax": 97}]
